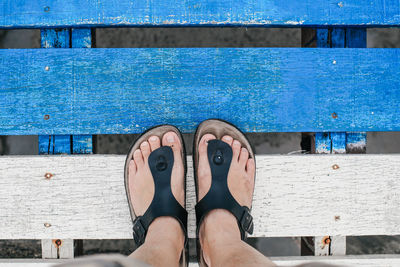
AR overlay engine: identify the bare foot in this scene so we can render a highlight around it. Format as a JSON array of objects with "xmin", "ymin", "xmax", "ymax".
[
  {"xmin": 197, "ymin": 134, "xmax": 256, "ymax": 263},
  {"xmin": 128, "ymin": 131, "xmax": 185, "ymax": 248}
]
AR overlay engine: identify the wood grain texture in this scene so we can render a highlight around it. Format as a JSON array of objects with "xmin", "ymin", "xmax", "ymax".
[
  {"xmin": 1, "ymin": 48, "xmax": 400, "ymax": 135},
  {"xmin": 1, "ymin": 0, "xmax": 400, "ymax": 28},
  {"xmin": 0, "ymin": 154, "xmax": 399, "ymax": 239}
]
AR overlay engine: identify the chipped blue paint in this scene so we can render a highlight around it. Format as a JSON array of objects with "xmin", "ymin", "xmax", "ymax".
[
  {"xmin": 315, "ymin": 133, "xmax": 331, "ymax": 154},
  {"xmin": 1, "ymin": 0, "xmax": 400, "ymax": 28},
  {"xmin": 1, "ymin": 48, "xmax": 400, "ymax": 135}
]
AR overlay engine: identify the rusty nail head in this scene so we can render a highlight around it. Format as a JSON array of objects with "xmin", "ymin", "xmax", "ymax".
[
  {"xmin": 335, "ymin": 215, "xmax": 341, "ymax": 221},
  {"xmin": 45, "ymin": 66, "xmax": 50, "ymax": 71},
  {"xmin": 44, "ymin": 223, "xmax": 51, "ymax": 228},
  {"xmin": 332, "ymin": 164, "xmax": 340, "ymax": 170},
  {"xmin": 44, "ymin": 173, "xmax": 53, "ymax": 179},
  {"xmin": 331, "ymin": 112, "xmax": 338, "ymax": 119},
  {"xmin": 53, "ymin": 239, "xmax": 62, "ymax": 248},
  {"xmin": 323, "ymin": 236, "xmax": 331, "ymax": 245},
  {"xmin": 44, "ymin": 115, "xmax": 50, "ymax": 120},
  {"xmin": 44, "ymin": 6, "xmax": 50, "ymax": 12}
]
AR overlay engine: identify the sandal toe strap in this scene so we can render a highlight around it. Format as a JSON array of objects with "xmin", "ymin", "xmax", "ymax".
[
  {"xmin": 132, "ymin": 146, "xmax": 188, "ymax": 247},
  {"xmin": 195, "ymin": 139, "xmax": 254, "ymax": 240}
]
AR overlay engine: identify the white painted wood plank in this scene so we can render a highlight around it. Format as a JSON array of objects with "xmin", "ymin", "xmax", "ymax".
[
  {"xmin": 3, "ymin": 255, "xmax": 400, "ymax": 267},
  {"xmin": 41, "ymin": 239, "xmax": 74, "ymax": 259},
  {"xmin": 0, "ymin": 155, "xmax": 399, "ymax": 239}
]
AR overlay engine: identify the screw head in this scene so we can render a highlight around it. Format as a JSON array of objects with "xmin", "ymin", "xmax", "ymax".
[
  {"xmin": 44, "ymin": 173, "xmax": 53, "ymax": 179},
  {"xmin": 333, "ymin": 60, "xmax": 337, "ymax": 64},
  {"xmin": 45, "ymin": 66, "xmax": 50, "ymax": 71},
  {"xmin": 44, "ymin": 223, "xmax": 51, "ymax": 228},
  {"xmin": 44, "ymin": 115, "xmax": 50, "ymax": 120},
  {"xmin": 332, "ymin": 164, "xmax": 340, "ymax": 170},
  {"xmin": 44, "ymin": 6, "xmax": 50, "ymax": 12},
  {"xmin": 331, "ymin": 112, "xmax": 338, "ymax": 119}
]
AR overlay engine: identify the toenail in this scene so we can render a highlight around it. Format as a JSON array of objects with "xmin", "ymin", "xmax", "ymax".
[
  {"xmin": 149, "ymin": 136, "xmax": 158, "ymax": 141},
  {"xmin": 233, "ymin": 140, "xmax": 240, "ymax": 146},
  {"xmin": 142, "ymin": 142, "xmax": 148, "ymax": 146},
  {"xmin": 224, "ymin": 136, "xmax": 233, "ymax": 141},
  {"xmin": 167, "ymin": 135, "xmax": 175, "ymax": 143}
]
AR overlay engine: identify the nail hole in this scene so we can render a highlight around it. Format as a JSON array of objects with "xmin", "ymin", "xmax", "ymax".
[
  {"xmin": 44, "ymin": 115, "xmax": 50, "ymax": 120},
  {"xmin": 332, "ymin": 60, "xmax": 337, "ymax": 64},
  {"xmin": 338, "ymin": 2, "xmax": 344, "ymax": 7},
  {"xmin": 44, "ymin": 223, "xmax": 51, "ymax": 228},
  {"xmin": 332, "ymin": 164, "xmax": 340, "ymax": 170},
  {"xmin": 335, "ymin": 215, "xmax": 341, "ymax": 221},
  {"xmin": 44, "ymin": 6, "xmax": 50, "ymax": 12},
  {"xmin": 331, "ymin": 112, "xmax": 338, "ymax": 119},
  {"xmin": 44, "ymin": 173, "xmax": 53, "ymax": 179}
]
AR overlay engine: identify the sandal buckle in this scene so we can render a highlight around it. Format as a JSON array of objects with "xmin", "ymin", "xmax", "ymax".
[
  {"xmin": 132, "ymin": 217, "xmax": 146, "ymax": 246},
  {"xmin": 240, "ymin": 209, "xmax": 254, "ymax": 235}
]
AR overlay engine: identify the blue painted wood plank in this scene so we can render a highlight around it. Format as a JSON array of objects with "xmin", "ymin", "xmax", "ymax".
[
  {"xmin": 331, "ymin": 132, "xmax": 346, "ymax": 153},
  {"xmin": 1, "ymin": 0, "xmax": 400, "ymax": 28},
  {"xmin": 39, "ymin": 29, "xmax": 71, "ymax": 155},
  {"xmin": 71, "ymin": 28, "xmax": 92, "ymax": 49},
  {"xmin": 315, "ymin": 133, "xmax": 331, "ymax": 154},
  {"xmin": 1, "ymin": 48, "xmax": 400, "ymax": 135},
  {"xmin": 40, "ymin": 29, "xmax": 70, "ymax": 48},
  {"xmin": 346, "ymin": 132, "xmax": 367, "ymax": 153},
  {"xmin": 71, "ymin": 28, "xmax": 93, "ymax": 154}
]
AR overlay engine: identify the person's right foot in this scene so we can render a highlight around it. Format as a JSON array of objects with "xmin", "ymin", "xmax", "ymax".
[{"xmin": 197, "ymin": 134, "xmax": 256, "ymax": 262}]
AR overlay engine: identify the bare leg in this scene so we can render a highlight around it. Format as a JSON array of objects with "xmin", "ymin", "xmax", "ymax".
[
  {"xmin": 129, "ymin": 217, "xmax": 184, "ymax": 267},
  {"xmin": 127, "ymin": 132, "xmax": 185, "ymax": 267},
  {"xmin": 198, "ymin": 134, "xmax": 276, "ymax": 267}
]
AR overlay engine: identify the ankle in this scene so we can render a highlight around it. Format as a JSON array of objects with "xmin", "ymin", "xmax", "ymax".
[
  {"xmin": 199, "ymin": 209, "xmax": 241, "ymax": 257},
  {"xmin": 145, "ymin": 217, "xmax": 185, "ymax": 256}
]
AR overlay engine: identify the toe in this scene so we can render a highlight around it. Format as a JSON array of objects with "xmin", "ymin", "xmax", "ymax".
[
  {"xmin": 148, "ymin": 135, "xmax": 161, "ymax": 152},
  {"xmin": 133, "ymin": 149, "xmax": 144, "ymax": 167},
  {"xmin": 198, "ymin": 134, "xmax": 216, "ymax": 200},
  {"xmin": 232, "ymin": 140, "xmax": 241, "ymax": 161},
  {"xmin": 129, "ymin": 159, "xmax": 136, "ymax": 174},
  {"xmin": 222, "ymin": 135, "xmax": 233, "ymax": 146},
  {"xmin": 239, "ymin": 147, "xmax": 249, "ymax": 167},
  {"xmin": 140, "ymin": 141, "xmax": 151, "ymax": 162},
  {"xmin": 199, "ymin": 134, "xmax": 216, "ymax": 154},
  {"xmin": 246, "ymin": 158, "xmax": 256, "ymax": 177},
  {"xmin": 162, "ymin": 131, "xmax": 181, "ymax": 154}
]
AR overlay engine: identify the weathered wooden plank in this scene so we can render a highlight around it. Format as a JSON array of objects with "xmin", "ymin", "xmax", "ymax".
[
  {"xmin": 0, "ymin": 154, "xmax": 399, "ymax": 239},
  {"xmin": 1, "ymin": 48, "xmax": 400, "ymax": 135},
  {"xmin": 41, "ymin": 239, "xmax": 74, "ymax": 259},
  {"xmin": 3, "ymin": 255, "xmax": 400, "ymax": 267},
  {"xmin": 1, "ymin": 0, "xmax": 400, "ymax": 28}
]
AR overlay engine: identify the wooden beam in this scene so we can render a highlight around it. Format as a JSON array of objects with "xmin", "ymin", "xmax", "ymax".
[
  {"xmin": 1, "ymin": 48, "xmax": 400, "ymax": 135},
  {"xmin": 0, "ymin": 154, "xmax": 399, "ymax": 239},
  {"xmin": 1, "ymin": 0, "xmax": 400, "ymax": 28}
]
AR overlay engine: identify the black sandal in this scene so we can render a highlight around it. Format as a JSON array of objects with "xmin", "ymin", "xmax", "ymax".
[
  {"xmin": 193, "ymin": 119, "xmax": 255, "ymax": 266},
  {"xmin": 124, "ymin": 125, "xmax": 188, "ymax": 266}
]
